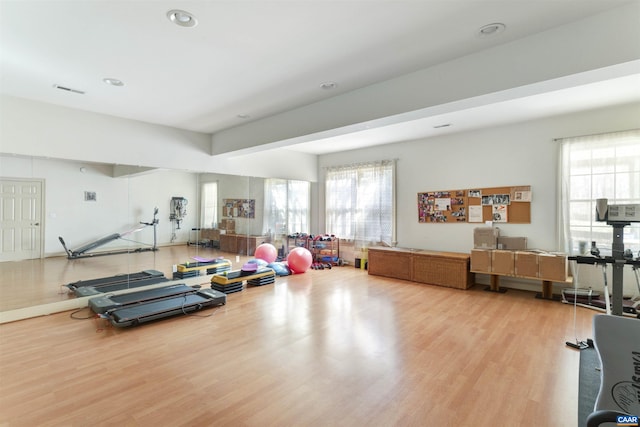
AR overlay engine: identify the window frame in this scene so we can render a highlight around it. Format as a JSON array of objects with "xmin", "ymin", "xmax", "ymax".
[
  {"xmin": 324, "ymin": 160, "xmax": 396, "ymax": 246},
  {"xmin": 558, "ymin": 129, "xmax": 640, "ymax": 256}
]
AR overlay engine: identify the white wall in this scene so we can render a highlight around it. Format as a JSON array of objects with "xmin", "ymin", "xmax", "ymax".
[
  {"xmin": 0, "ymin": 95, "xmax": 318, "ymax": 182},
  {"xmin": 0, "ymin": 156, "xmax": 273, "ymax": 257},
  {"xmin": 318, "ymin": 102, "xmax": 640, "ymax": 295},
  {"xmin": 199, "ymin": 173, "xmax": 266, "ymax": 236},
  {"xmin": 0, "ymin": 155, "xmax": 199, "ymax": 256}
]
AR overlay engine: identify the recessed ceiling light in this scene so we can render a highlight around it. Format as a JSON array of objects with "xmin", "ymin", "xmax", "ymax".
[
  {"xmin": 320, "ymin": 81, "xmax": 337, "ymax": 90},
  {"xmin": 478, "ymin": 23, "xmax": 506, "ymax": 37},
  {"xmin": 237, "ymin": 114, "xmax": 251, "ymax": 119},
  {"xmin": 167, "ymin": 9, "xmax": 198, "ymax": 27},
  {"xmin": 103, "ymin": 78, "xmax": 124, "ymax": 86},
  {"xmin": 433, "ymin": 123, "xmax": 452, "ymax": 129}
]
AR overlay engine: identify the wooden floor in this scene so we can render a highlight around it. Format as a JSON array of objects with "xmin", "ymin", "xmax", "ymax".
[{"xmin": 0, "ymin": 246, "xmax": 596, "ymax": 426}]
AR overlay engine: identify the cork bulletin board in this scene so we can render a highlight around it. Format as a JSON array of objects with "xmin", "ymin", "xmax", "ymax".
[
  {"xmin": 223, "ymin": 199, "xmax": 256, "ymax": 218},
  {"xmin": 417, "ymin": 185, "xmax": 531, "ymax": 224}
]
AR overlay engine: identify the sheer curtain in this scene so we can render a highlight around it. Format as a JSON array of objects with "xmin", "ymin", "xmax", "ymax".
[
  {"xmin": 325, "ymin": 160, "xmax": 395, "ymax": 246},
  {"xmin": 263, "ymin": 179, "xmax": 309, "ymax": 236},
  {"xmin": 200, "ymin": 181, "xmax": 218, "ymax": 229},
  {"xmin": 558, "ymin": 129, "xmax": 640, "ymax": 256}
]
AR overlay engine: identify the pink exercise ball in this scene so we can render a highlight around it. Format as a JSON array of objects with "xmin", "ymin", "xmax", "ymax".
[
  {"xmin": 287, "ymin": 247, "xmax": 312, "ymax": 274},
  {"xmin": 254, "ymin": 243, "xmax": 278, "ymax": 263}
]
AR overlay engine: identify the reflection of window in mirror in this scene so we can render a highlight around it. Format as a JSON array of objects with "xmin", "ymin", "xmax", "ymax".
[
  {"xmin": 263, "ymin": 179, "xmax": 310, "ymax": 244},
  {"xmin": 201, "ymin": 182, "xmax": 218, "ymax": 229}
]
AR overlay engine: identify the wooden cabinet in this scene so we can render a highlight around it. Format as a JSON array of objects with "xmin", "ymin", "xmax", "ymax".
[
  {"xmin": 368, "ymin": 247, "xmax": 471, "ymax": 290},
  {"xmin": 219, "ymin": 234, "xmax": 267, "ymax": 256},
  {"xmin": 200, "ymin": 228, "xmax": 221, "ymax": 241},
  {"xmin": 237, "ymin": 235, "xmax": 267, "ymax": 256},
  {"xmin": 219, "ymin": 234, "xmax": 238, "ymax": 254}
]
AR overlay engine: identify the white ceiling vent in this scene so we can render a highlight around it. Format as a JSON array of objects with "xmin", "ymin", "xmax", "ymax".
[{"xmin": 53, "ymin": 84, "xmax": 85, "ymax": 95}]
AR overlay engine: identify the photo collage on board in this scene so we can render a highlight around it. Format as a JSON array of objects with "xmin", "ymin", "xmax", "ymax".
[
  {"xmin": 417, "ymin": 190, "xmax": 467, "ymax": 223},
  {"xmin": 417, "ymin": 186, "xmax": 531, "ymax": 224}
]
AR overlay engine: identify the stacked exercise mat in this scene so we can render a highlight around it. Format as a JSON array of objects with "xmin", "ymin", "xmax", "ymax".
[
  {"xmin": 210, "ymin": 266, "xmax": 276, "ymax": 294},
  {"xmin": 173, "ymin": 257, "xmax": 232, "ymax": 279}
]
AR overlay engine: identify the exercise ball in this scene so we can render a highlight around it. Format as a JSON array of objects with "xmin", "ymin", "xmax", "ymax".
[
  {"xmin": 254, "ymin": 243, "xmax": 278, "ymax": 263},
  {"xmin": 287, "ymin": 247, "xmax": 312, "ymax": 274}
]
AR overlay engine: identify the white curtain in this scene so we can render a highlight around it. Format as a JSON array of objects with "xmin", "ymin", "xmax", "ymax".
[
  {"xmin": 325, "ymin": 160, "xmax": 395, "ymax": 246},
  {"xmin": 287, "ymin": 180, "xmax": 310, "ymax": 233},
  {"xmin": 558, "ymin": 129, "xmax": 640, "ymax": 256},
  {"xmin": 263, "ymin": 179, "xmax": 309, "ymax": 236},
  {"xmin": 200, "ymin": 181, "xmax": 218, "ymax": 229}
]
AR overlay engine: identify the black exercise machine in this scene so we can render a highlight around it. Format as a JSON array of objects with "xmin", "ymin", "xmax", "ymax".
[
  {"xmin": 66, "ymin": 269, "xmax": 168, "ymax": 297},
  {"xmin": 90, "ymin": 284, "xmax": 226, "ymax": 327},
  {"xmin": 568, "ymin": 199, "xmax": 640, "ymax": 317},
  {"xmin": 59, "ymin": 208, "xmax": 159, "ymax": 259},
  {"xmin": 569, "ymin": 199, "xmax": 640, "ymax": 426},
  {"xmin": 564, "ymin": 255, "xmax": 640, "ymax": 316},
  {"xmin": 88, "ymin": 283, "xmax": 198, "ymax": 313}
]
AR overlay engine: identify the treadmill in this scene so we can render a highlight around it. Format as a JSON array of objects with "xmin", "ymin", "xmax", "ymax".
[
  {"xmin": 66, "ymin": 270, "xmax": 169, "ymax": 297},
  {"xmin": 89, "ymin": 283, "xmax": 200, "ymax": 313},
  {"xmin": 90, "ymin": 284, "xmax": 226, "ymax": 327}
]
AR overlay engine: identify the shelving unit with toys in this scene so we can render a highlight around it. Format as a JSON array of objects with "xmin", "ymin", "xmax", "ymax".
[{"xmin": 310, "ymin": 235, "xmax": 341, "ymax": 266}]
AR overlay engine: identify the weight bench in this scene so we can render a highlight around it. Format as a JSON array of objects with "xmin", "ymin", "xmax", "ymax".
[{"xmin": 586, "ymin": 314, "xmax": 640, "ymax": 427}]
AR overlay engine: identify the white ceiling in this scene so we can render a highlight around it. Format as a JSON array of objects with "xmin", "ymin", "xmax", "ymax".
[
  {"xmin": 286, "ymin": 72, "xmax": 640, "ymax": 154},
  {"xmin": 1, "ymin": 0, "xmax": 639, "ymax": 156}
]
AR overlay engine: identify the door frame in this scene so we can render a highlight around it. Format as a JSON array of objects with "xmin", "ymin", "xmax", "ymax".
[{"xmin": 0, "ymin": 177, "xmax": 45, "ymax": 261}]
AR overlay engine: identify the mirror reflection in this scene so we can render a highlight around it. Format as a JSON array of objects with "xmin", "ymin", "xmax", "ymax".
[{"xmin": 0, "ymin": 154, "xmax": 308, "ymax": 315}]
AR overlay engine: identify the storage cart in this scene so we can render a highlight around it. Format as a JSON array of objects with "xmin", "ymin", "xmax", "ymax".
[
  {"xmin": 286, "ymin": 233, "xmax": 310, "ymax": 255},
  {"xmin": 310, "ymin": 235, "xmax": 341, "ymax": 266}
]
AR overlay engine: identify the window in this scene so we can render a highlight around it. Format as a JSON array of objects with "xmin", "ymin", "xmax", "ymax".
[
  {"xmin": 559, "ymin": 129, "xmax": 640, "ymax": 255},
  {"xmin": 201, "ymin": 181, "xmax": 218, "ymax": 229},
  {"xmin": 263, "ymin": 179, "xmax": 310, "ymax": 236},
  {"xmin": 325, "ymin": 160, "xmax": 395, "ymax": 245}
]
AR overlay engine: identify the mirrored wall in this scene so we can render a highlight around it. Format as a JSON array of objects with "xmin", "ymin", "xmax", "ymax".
[{"xmin": 0, "ymin": 154, "xmax": 279, "ymax": 315}]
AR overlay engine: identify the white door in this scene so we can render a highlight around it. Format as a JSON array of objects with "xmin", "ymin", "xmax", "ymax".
[{"xmin": 0, "ymin": 179, "xmax": 44, "ymax": 261}]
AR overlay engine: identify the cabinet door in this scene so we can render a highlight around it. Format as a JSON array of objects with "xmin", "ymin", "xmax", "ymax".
[
  {"xmin": 220, "ymin": 234, "xmax": 237, "ymax": 253},
  {"xmin": 368, "ymin": 250, "xmax": 412, "ymax": 280},
  {"xmin": 237, "ymin": 236, "xmax": 266, "ymax": 256},
  {"xmin": 237, "ymin": 236, "xmax": 254, "ymax": 256}
]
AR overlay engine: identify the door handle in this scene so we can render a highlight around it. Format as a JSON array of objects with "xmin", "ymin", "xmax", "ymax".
[{"xmin": 33, "ymin": 222, "xmax": 39, "ymax": 226}]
